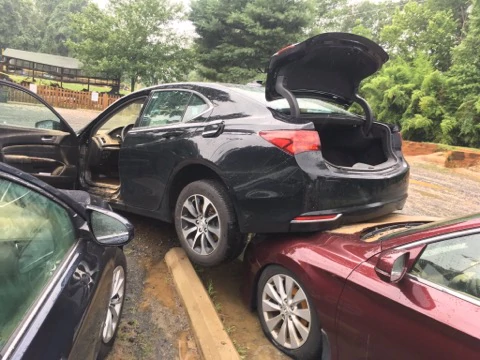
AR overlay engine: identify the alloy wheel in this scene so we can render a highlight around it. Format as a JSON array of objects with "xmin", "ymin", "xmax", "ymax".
[
  {"xmin": 102, "ymin": 265, "xmax": 125, "ymax": 343},
  {"xmin": 180, "ymin": 194, "xmax": 221, "ymax": 256},
  {"xmin": 261, "ymin": 274, "xmax": 312, "ymax": 349}
]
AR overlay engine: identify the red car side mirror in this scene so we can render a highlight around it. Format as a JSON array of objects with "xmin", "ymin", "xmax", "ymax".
[{"xmin": 375, "ymin": 251, "xmax": 410, "ymax": 283}]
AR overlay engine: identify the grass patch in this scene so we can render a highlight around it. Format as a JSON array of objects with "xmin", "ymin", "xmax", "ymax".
[
  {"xmin": 206, "ymin": 278, "xmax": 223, "ymax": 312},
  {"xmin": 192, "ymin": 263, "xmax": 205, "ymax": 274},
  {"xmin": 436, "ymin": 143, "xmax": 480, "ymax": 154},
  {"xmin": 206, "ymin": 279, "xmax": 216, "ymax": 297},
  {"xmin": 233, "ymin": 340, "xmax": 248, "ymax": 359},
  {"xmin": 225, "ymin": 325, "xmax": 236, "ymax": 335},
  {"xmin": 198, "ymin": 274, "xmax": 250, "ymax": 359}
]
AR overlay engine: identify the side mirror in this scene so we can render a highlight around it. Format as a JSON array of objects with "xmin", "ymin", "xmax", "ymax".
[
  {"xmin": 35, "ymin": 119, "xmax": 61, "ymax": 130},
  {"xmin": 375, "ymin": 251, "xmax": 409, "ymax": 283},
  {"xmin": 87, "ymin": 205, "xmax": 134, "ymax": 246}
]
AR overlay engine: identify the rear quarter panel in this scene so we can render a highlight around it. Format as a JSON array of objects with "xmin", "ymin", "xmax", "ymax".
[{"xmin": 192, "ymin": 124, "xmax": 305, "ymax": 233}]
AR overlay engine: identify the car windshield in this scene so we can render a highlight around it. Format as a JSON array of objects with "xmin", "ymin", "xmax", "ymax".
[{"xmin": 227, "ymin": 85, "xmax": 359, "ymax": 118}]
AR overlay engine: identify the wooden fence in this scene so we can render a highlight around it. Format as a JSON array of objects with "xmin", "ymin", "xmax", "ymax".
[{"xmin": 23, "ymin": 85, "xmax": 121, "ymax": 110}]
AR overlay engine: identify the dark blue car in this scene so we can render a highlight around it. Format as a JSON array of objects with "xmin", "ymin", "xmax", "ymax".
[{"xmin": 0, "ymin": 162, "xmax": 133, "ymax": 359}]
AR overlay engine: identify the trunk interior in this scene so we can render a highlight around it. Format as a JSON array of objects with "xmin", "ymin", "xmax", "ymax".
[{"xmin": 316, "ymin": 122, "xmax": 391, "ymax": 169}]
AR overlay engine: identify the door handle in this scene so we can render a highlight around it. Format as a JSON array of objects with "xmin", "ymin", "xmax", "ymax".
[
  {"xmin": 41, "ymin": 136, "xmax": 55, "ymax": 142},
  {"xmin": 202, "ymin": 121, "xmax": 224, "ymax": 138}
]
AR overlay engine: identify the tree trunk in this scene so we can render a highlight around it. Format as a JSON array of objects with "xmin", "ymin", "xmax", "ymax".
[
  {"xmin": 130, "ymin": 77, "xmax": 136, "ymax": 92},
  {"xmin": 0, "ymin": 48, "xmax": 4, "ymax": 73}
]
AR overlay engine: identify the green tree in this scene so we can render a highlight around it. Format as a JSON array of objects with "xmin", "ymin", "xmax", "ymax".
[
  {"xmin": 360, "ymin": 55, "xmax": 458, "ymax": 144},
  {"xmin": 380, "ymin": 1, "xmax": 457, "ymax": 71},
  {"xmin": 0, "ymin": 0, "xmax": 41, "ymax": 51},
  {"xmin": 190, "ymin": 0, "xmax": 314, "ymax": 83},
  {"xmin": 39, "ymin": 0, "xmax": 89, "ymax": 56},
  {"xmin": 447, "ymin": 0, "xmax": 480, "ymax": 146},
  {"xmin": 310, "ymin": 0, "xmax": 348, "ymax": 33},
  {"xmin": 427, "ymin": 0, "xmax": 471, "ymax": 37},
  {"xmin": 69, "ymin": 0, "xmax": 192, "ymax": 91},
  {"xmin": 339, "ymin": 1, "xmax": 396, "ymax": 42}
]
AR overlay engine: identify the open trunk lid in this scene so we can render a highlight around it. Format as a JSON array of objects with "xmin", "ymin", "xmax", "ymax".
[{"xmin": 265, "ymin": 32, "xmax": 388, "ymax": 107}]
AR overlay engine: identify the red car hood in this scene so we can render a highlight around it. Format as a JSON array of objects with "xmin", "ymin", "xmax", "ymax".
[{"xmin": 246, "ymin": 231, "xmax": 381, "ymax": 281}]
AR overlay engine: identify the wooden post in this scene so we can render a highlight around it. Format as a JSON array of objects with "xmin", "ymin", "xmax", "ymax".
[
  {"xmin": 0, "ymin": 49, "xmax": 5, "ymax": 73},
  {"xmin": 102, "ymin": 92, "xmax": 108, "ymax": 110}
]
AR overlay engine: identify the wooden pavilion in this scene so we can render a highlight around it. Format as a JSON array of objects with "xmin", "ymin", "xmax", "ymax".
[{"xmin": 1, "ymin": 48, "xmax": 120, "ymax": 93}]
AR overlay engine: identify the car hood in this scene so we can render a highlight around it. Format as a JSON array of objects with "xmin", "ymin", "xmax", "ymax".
[
  {"xmin": 265, "ymin": 32, "xmax": 389, "ymax": 106},
  {"xmin": 247, "ymin": 231, "xmax": 382, "ymax": 280}
]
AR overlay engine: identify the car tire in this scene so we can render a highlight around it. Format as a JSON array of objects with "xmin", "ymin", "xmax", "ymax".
[
  {"xmin": 257, "ymin": 265, "xmax": 322, "ymax": 360},
  {"xmin": 98, "ymin": 249, "xmax": 127, "ymax": 359},
  {"xmin": 174, "ymin": 179, "xmax": 246, "ymax": 267}
]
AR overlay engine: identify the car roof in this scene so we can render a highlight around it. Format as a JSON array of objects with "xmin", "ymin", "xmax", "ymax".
[
  {"xmin": 0, "ymin": 162, "xmax": 88, "ymax": 218},
  {"xmin": 133, "ymin": 81, "xmax": 252, "ymax": 94}
]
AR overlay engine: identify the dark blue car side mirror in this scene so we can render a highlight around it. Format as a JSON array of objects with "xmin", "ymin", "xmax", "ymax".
[{"xmin": 86, "ymin": 205, "xmax": 134, "ymax": 246}]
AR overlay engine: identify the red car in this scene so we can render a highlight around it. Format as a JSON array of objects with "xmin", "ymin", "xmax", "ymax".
[{"xmin": 242, "ymin": 213, "xmax": 480, "ymax": 359}]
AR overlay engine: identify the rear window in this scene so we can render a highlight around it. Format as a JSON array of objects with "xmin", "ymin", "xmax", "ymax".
[{"xmin": 228, "ymin": 85, "xmax": 359, "ymax": 118}]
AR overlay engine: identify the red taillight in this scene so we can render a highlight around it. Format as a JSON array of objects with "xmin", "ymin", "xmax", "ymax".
[
  {"xmin": 259, "ymin": 130, "xmax": 321, "ymax": 155},
  {"xmin": 293, "ymin": 214, "xmax": 341, "ymax": 222}
]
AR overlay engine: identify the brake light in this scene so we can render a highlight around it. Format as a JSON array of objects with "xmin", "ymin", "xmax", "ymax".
[
  {"xmin": 293, "ymin": 214, "xmax": 340, "ymax": 221},
  {"xmin": 259, "ymin": 130, "xmax": 321, "ymax": 155}
]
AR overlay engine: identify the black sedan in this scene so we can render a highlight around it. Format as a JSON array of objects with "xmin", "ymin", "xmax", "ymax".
[
  {"xmin": 0, "ymin": 162, "xmax": 133, "ymax": 359},
  {"xmin": 0, "ymin": 33, "xmax": 408, "ymax": 266}
]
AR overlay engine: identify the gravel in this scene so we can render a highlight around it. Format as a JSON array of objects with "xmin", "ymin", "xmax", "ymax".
[{"xmin": 403, "ymin": 159, "xmax": 480, "ymax": 218}]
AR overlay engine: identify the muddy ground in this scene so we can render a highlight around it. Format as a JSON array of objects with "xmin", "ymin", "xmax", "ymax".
[
  {"xmin": 106, "ymin": 215, "xmax": 199, "ymax": 360},
  {"xmin": 59, "ymin": 109, "xmax": 480, "ymax": 359}
]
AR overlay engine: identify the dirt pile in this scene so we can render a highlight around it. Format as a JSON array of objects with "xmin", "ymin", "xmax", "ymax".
[{"xmin": 403, "ymin": 141, "xmax": 480, "ymax": 170}]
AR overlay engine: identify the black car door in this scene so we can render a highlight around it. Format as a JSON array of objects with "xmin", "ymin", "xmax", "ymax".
[
  {"xmin": 0, "ymin": 81, "xmax": 79, "ymax": 189},
  {"xmin": 119, "ymin": 89, "xmax": 213, "ymax": 211},
  {"xmin": 0, "ymin": 172, "xmax": 116, "ymax": 360}
]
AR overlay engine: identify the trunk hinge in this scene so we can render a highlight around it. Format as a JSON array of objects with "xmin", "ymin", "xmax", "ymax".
[
  {"xmin": 275, "ymin": 74, "xmax": 300, "ymax": 118},
  {"xmin": 354, "ymin": 93, "xmax": 373, "ymax": 135}
]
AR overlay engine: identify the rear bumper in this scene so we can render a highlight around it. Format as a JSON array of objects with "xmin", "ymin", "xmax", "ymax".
[
  {"xmin": 289, "ymin": 195, "xmax": 407, "ymax": 232},
  {"xmin": 233, "ymin": 153, "xmax": 409, "ymax": 234}
]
